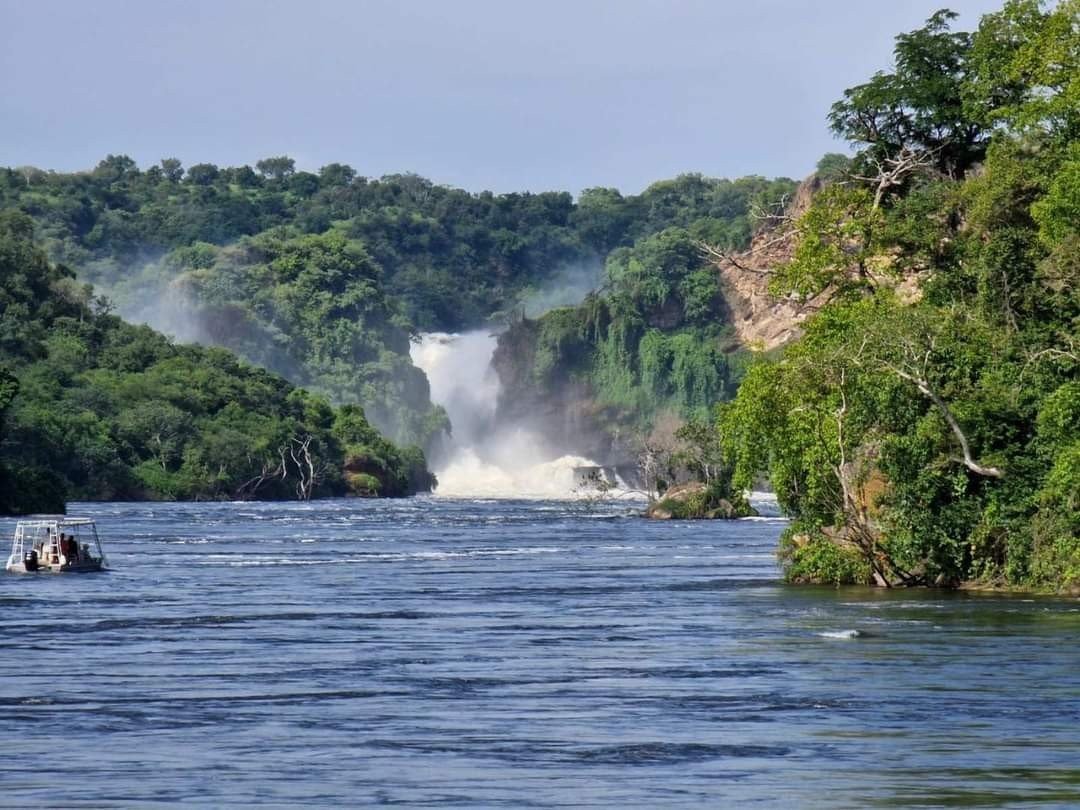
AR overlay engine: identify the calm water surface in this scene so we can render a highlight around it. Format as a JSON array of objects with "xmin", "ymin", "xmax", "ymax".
[{"xmin": 1, "ymin": 498, "xmax": 1079, "ymax": 808}]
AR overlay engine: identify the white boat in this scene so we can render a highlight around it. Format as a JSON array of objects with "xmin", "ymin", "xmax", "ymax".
[{"xmin": 5, "ymin": 518, "xmax": 108, "ymax": 573}]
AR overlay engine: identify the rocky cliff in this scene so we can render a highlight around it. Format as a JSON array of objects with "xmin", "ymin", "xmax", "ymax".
[
  {"xmin": 704, "ymin": 174, "xmax": 828, "ymax": 351},
  {"xmin": 489, "ymin": 176, "xmax": 824, "ymax": 466}
]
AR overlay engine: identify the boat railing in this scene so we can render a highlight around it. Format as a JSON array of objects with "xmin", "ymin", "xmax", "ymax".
[{"xmin": 8, "ymin": 519, "xmax": 107, "ymax": 570}]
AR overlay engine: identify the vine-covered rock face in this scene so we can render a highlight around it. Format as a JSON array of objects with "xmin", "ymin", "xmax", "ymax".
[
  {"xmin": 490, "ymin": 226, "xmax": 759, "ymax": 465},
  {"xmin": 490, "ymin": 316, "xmax": 622, "ymax": 467}
]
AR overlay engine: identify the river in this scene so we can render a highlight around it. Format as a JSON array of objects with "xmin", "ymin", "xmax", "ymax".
[{"xmin": 2, "ymin": 497, "xmax": 1079, "ymax": 808}]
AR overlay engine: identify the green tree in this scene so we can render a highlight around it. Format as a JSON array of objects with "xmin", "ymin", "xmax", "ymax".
[
  {"xmin": 185, "ymin": 163, "xmax": 220, "ymax": 186},
  {"xmin": 829, "ymin": 10, "xmax": 986, "ymax": 178},
  {"xmin": 160, "ymin": 158, "xmax": 184, "ymax": 183},
  {"xmin": 319, "ymin": 163, "xmax": 356, "ymax": 187},
  {"xmin": 256, "ymin": 156, "xmax": 296, "ymax": 180},
  {"xmin": 965, "ymin": 0, "xmax": 1079, "ymax": 142}
]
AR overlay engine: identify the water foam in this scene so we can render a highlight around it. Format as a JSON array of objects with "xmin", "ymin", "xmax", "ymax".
[
  {"xmin": 434, "ymin": 450, "xmax": 622, "ymax": 499},
  {"xmin": 412, "ymin": 332, "xmax": 624, "ymax": 499},
  {"xmin": 818, "ymin": 629, "xmax": 863, "ymax": 639}
]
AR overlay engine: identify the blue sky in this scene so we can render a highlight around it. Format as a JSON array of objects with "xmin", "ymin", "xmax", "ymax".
[{"xmin": 1, "ymin": 0, "xmax": 1003, "ymax": 193}]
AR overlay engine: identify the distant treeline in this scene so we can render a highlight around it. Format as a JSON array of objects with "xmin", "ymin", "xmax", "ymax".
[{"xmin": 0, "ymin": 157, "xmax": 794, "ymax": 330}]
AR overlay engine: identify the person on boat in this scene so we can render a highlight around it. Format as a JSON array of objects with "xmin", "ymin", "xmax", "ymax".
[
  {"xmin": 57, "ymin": 532, "xmax": 73, "ymax": 562},
  {"xmin": 65, "ymin": 535, "xmax": 78, "ymax": 562}
]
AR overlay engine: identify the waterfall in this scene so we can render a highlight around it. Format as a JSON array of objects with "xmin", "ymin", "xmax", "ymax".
[{"xmin": 411, "ymin": 332, "xmax": 624, "ymax": 498}]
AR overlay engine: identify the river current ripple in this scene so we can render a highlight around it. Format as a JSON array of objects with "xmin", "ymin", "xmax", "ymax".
[{"xmin": 1, "ymin": 498, "xmax": 1079, "ymax": 808}]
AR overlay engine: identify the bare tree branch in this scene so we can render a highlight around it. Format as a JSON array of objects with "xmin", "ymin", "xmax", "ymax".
[
  {"xmin": 694, "ymin": 240, "xmax": 769, "ymax": 275},
  {"xmin": 882, "ymin": 362, "xmax": 1003, "ymax": 479},
  {"xmin": 235, "ymin": 457, "xmax": 287, "ymax": 501},
  {"xmin": 287, "ymin": 434, "xmax": 326, "ymax": 500},
  {"xmin": 748, "ymin": 192, "xmax": 794, "ymax": 226},
  {"xmin": 1021, "ymin": 338, "xmax": 1079, "ymax": 379},
  {"xmin": 850, "ymin": 144, "xmax": 947, "ymax": 209}
]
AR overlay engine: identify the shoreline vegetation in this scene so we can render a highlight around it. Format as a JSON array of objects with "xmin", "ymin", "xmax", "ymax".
[
  {"xmin": 1, "ymin": 1, "xmax": 1075, "ymax": 592},
  {"xmin": 718, "ymin": 1, "xmax": 1079, "ymax": 593}
]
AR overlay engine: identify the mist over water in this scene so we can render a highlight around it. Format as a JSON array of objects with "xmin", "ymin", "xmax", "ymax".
[
  {"xmin": 519, "ymin": 261, "xmax": 603, "ymax": 318},
  {"xmin": 411, "ymin": 332, "xmax": 622, "ymax": 498},
  {"xmin": 121, "ymin": 278, "xmax": 210, "ymax": 347}
]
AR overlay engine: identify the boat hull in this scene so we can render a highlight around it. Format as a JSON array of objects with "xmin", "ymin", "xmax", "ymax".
[{"xmin": 5, "ymin": 558, "xmax": 105, "ymax": 574}]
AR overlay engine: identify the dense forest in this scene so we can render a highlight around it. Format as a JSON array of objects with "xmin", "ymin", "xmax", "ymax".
[
  {"xmin": 0, "ymin": 161, "xmax": 792, "ymax": 331},
  {"xmin": 0, "ymin": 158, "xmax": 792, "ymax": 447},
  {"xmin": 717, "ymin": 1, "xmax": 1078, "ymax": 590},
  {"xmin": 0, "ymin": 210, "xmax": 433, "ymax": 513}
]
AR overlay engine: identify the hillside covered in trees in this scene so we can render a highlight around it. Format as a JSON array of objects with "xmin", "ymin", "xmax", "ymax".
[{"xmin": 0, "ymin": 210, "xmax": 433, "ymax": 514}]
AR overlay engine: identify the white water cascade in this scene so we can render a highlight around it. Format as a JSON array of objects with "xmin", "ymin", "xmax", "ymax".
[{"xmin": 411, "ymin": 332, "xmax": 622, "ymax": 498}]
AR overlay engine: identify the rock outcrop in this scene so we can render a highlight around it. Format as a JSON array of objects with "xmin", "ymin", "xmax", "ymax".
[
  {"xmin": 705, "ymin": 174, "xmax": 829, "ymax": 351},
  {"xmin": 646, "ymin": 482, "xmax": 756, "ymax": 520}
]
